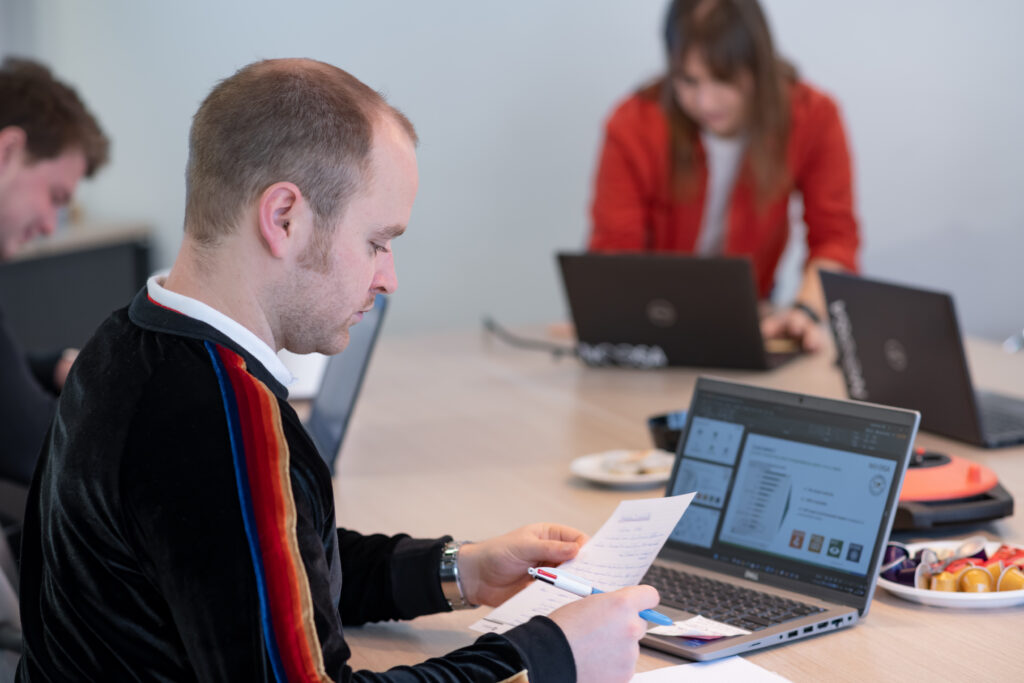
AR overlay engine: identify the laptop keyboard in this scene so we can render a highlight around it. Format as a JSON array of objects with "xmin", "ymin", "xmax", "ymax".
[
  {"xmin": 977, "ymin": 391, "xmax": 1024, "ymax": 442},
  {"xmin": 644, "ymin": 564, "xmax": 825, "ymax": 632},
  {"xmin": 983, "ymin": 410, "xmax": 1024, "ymax": 436}
]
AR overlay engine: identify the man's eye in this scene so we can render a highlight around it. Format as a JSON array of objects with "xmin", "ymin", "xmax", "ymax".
[{"xmin": 372, "ymin": 243, "xmax": 390, "ymax": 254}]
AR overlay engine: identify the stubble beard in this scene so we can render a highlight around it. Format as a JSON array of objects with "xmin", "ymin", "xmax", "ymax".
[{"xmin": 278, "ymin": 243, "xmax": 358, "ymax": 356}]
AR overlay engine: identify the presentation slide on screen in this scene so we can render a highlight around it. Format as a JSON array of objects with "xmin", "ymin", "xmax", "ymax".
[
  {"xmin": 671, "ymin": 458, "xmax": 732, "ymax": 508},
  {"xmin": 670, "ymin": 504, "xmax": 721, "ymax": 548},
  {"xmin": 717, "ymin": 434, "xmax": 894, "ymax": 575},
  {"xmin": 683, "ymin": 416, "xmax": 744, "ymax": 466}
]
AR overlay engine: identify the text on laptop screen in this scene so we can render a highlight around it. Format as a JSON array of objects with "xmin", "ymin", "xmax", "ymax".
[{"xmin": 667, "ymin": 389, "xmax": 913, "ymax": 597}]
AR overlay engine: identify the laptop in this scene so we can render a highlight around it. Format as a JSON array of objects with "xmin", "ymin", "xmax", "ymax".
[
  {"xmin": 557, "ymin": 253, "xmax": 799, "ymax": 370},
  {"xmin": 820, "ymin": 271, "xmax": 1024, "ymax": 448},
  {"xmin": 294, "ymin": 293, "xmax": 388, "ymax": 469},
  {"xmin": 641, "ymin": 377, "xmax": 919, "ymax": 661}
]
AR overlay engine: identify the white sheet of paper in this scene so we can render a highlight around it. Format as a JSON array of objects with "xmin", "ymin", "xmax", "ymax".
[
  {"xmin": 630, "ymin": 656, "xmax": 792, "ymax": 682},
  {"xmin": 470, "ymin": 493, "xmax": 695, "ymax": 634},
  {"xmin": 646, "ymin": 615, "xmax": 751, "ymax": 639}
]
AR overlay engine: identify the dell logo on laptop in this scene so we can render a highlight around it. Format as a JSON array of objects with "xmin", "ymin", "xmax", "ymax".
[
  {"xmin": 883, "ymin": 339, "xmax": 908, "ymax": 372},
  {"xmin": 646, "ymin": 298, "xmax": 677, "ymax": 327}
]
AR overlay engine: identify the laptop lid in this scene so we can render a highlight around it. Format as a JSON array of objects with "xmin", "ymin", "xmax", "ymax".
[
  {"xmin": 819, "ymin": 271, "xmax": 984, "ymax": 445},
  {"xmin": 645, "ymin": 377, "xmax": 918, "ymax": 659},
  {"xmin": 557, "ymin": 252, "xmax": 791, "ymax": 370},
  {"xmin": 304, "ymin": 293, "xmax": 388, "ymax": 469}
]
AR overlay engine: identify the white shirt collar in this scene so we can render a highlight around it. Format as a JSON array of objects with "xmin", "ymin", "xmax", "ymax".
[{"xmin": 146, "ymin": 275, "xmax": 295, "ymax": 389}]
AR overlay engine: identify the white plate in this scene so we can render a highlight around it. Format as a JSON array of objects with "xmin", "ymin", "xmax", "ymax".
[
  {"xmin": 570, "ymin": 449, "xmax": 675, "ymax": 488},
  {"xmin": 877, "ymin": 540, "xmax": 1024, "ymax": 609}
]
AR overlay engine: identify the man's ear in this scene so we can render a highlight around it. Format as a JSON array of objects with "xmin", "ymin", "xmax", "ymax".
[
  {"xmin": 0, "ymin": 126, "xmax": 27, "ymax": 173},
  {"xmin": 257, "ymin": 182, "xmax": 305, "ymax": 259}
]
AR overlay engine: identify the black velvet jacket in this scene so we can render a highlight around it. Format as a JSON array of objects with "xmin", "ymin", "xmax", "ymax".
[{"xmin": 16, "ymin": 290, "xmax": 574, "ymax": 682}]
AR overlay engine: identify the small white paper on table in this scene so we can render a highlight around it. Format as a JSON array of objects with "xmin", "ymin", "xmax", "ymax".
[
  {"xmin": 470, "ymin": 493, "xmax": 695, "ymax": 634},
  {"xmin": 647, "ymin": 615, "xmax": 751, "ymax": 639},
  {"xmin": 630, "ymin": 656, "xmax": 792, "ymax": 682}
]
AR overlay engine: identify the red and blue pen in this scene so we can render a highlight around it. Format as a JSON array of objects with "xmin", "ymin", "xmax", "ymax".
[{"xmin": 527, "ymin": 566, "xmax": 674, "ymax": 626}]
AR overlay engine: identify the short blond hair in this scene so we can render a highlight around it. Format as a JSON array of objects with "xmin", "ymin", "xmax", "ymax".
[{"xmin": 184, "ymin": 59, "xmax": 416, "ymax": 245}]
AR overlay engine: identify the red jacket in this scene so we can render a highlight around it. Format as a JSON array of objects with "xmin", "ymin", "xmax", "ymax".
[{"xmin": 588, "ymin": 81, "xmax": 859, "ymax": 298}]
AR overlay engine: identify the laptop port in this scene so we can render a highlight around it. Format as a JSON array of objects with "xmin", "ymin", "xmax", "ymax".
[
  {"xmin": 803, "ymin": 626, "xmax": 813, "ymax": 634},
  {"xmin": 787, "ymin": 630, "xmax": 798, "ymax": 638},
  {"xmin": 831, "ymin": 619, "xmax": 843, "ymax": 627},
  {"xmin": 817, "ymin": 622, "xmax": 828, "ymax": 630}
]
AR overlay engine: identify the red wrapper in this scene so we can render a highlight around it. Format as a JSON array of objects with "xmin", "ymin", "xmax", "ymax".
[{"xmin": 945, "ymin": 557, "xmax": 983, "ymax": 574}]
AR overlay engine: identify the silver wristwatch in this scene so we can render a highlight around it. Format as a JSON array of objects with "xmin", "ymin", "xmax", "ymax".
[{"xmin": 439, "ymin": 540, "xmax": 476, "ymax": 610}]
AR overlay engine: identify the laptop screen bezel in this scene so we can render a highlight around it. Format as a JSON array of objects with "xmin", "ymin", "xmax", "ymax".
[
  {"xmin": 660, "ymin": 376, "xmax": 920, "ymax": 615},
  {"xmin": 819, "ymin": 270, "xmax": 984, "ymax": 445},
  {"xmin": 556, "ymin": 252, "xmax": 774, "ymax": 369}
]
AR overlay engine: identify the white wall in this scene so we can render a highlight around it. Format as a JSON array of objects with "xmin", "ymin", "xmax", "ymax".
[
  {"xmin": 6, "ymin": 1, "xmax": 1023, "ymax": 340},
  {"xmin": 767, "ymin": 0, "xmax": 1024, "ymax": 341}
]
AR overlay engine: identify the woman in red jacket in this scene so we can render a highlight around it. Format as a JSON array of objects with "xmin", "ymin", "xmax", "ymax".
[{"xmin": 589, "ymin": 0, "xmax": 858, "ymax": 351}]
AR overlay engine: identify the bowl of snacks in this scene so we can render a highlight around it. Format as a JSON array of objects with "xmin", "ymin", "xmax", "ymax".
[{"xmin": 877, "ymin": 536, "xmax": 1024, "ymax": 608}]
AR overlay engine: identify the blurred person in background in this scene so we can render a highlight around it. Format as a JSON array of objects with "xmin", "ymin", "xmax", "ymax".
[
  {"xmin": 0, "ymin": 57, "xmax": 108, "ymax": 502},
  {"xmin": 0, "ymin": 55, "xmax": 108, "ymax": 677},
  {"xmin": 589, "ymin": 0, "xmax": 859, "ymax": 351}
]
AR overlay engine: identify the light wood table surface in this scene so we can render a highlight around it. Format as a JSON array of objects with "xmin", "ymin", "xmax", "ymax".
[{"xmin": 331, "ymin": 329, "xmax": 1024, "ymax": 681}]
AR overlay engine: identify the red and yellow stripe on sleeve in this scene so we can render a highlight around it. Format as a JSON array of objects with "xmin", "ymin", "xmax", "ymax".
[{"xmin": 206, "ymin": 342, "xmax": 331, "ymax": 682}]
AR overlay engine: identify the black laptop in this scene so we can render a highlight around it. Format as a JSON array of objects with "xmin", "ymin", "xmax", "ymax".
[
  {"xmin": 557, "ymin": 253, "xmax": 799, "ymax": 370},
  {"xmin": 303, "ymin": 293, "xmax": 388, "ymax": 469},
  {"xmin": 820, "ymin": 271, "xmax": 1024, "ymax": 448},
  {"xmin": 642, "ymin": 377, "xmax": 919, "ymax": 661}
]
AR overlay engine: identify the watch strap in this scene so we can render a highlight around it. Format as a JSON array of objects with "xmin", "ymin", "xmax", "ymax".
[
  {"xmin": 793, "ymin": 300, "xmax": 822, "ymax": 324},
  {"xmin": 440, "ymin": 540, "xmax": 476, "ymax": 610}
]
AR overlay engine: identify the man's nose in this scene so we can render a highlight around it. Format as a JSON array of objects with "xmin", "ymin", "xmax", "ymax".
[
  {"xmin": 373, "ymin": 253, "xmax": 398, "ymax": 294},
  {"xmin": 36, "ymin": 204, "xmax": 60, "ymax": 237}
]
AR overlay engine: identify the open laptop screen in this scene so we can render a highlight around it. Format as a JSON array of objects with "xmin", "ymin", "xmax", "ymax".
[
  {"xmin": 305, "ymin": 293, "xmax": 388, "ymax": 469},
  {"xmin": 556, "ymin": 253, "xmax": 788, "ymax": 370},
  {"xmin": 665, "ymin": 378, "xmax": 918, "ymax": 607}
]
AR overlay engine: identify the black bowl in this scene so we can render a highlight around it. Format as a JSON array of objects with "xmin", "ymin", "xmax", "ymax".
[{"xmin": 647, "ymin": 410, "xmax": 688, "ymax": 453}]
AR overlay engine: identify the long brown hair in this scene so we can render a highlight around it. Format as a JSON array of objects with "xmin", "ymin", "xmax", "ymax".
[{"xmin": 652, "ymin": 0, "xmax": 794, "ymax": 202}]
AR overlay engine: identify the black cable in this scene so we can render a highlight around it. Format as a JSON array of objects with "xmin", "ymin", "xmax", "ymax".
[{"xmin": 481, "ymin": 316, "xmax": 578, "ymax": 359}]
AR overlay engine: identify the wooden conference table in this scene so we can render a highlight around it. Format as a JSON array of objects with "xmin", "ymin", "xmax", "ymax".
[{"xmin": 330, "ymin": 329, "xmax": 1024, "ymax": 680}]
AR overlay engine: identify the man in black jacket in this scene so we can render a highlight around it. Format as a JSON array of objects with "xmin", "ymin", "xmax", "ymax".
[
  {"xmin": 0, "ymin": 57, "xmax": 108, "ymax": 508},
  {"xmin": 17, "ymin": 58, "xmax": 657, "ymax": 682}
]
